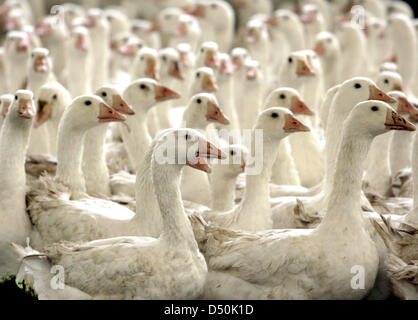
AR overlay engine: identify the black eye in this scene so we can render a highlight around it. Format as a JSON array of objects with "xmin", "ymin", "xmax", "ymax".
[
  {"xmin": 137, "ymin": 43, "xmax": 143, "ymax": 48},
  {"xmin": 196, "ymin": 72, "xmax": 200, "ymax": 77},
  {"xmin": 196, "ymin": 98, "xmax": 202, "ymax": 104},
  {"xmin": 211, "ymin": 3, "xmax": 217, "ymax": 9},
  {"xmin": 200, "ymin": 48, "xmax": 204, "ymax": 53},
  {"xmin": 185, "ymin": 134, "xmax": 191, "ymax": 140},
  {"xmin": 15, "ymin": 95, "xmax": 18, "ymax": 100},
  {"xmin": 384, "ymin": 79, "xmax": 389, "ymax": 84},
  {"xmin": 162, "ymin": 56, "xmax": 167, "ymax": 61},
  {"xmin": 53, "ymin": 94, "xmax": 57, "ymax": 100},
  {"xmin": 140, "ymin": 84, "xmax": 147, "ymax": 90},
  {"xmin": 371, "ymin": 106, "xmax": 379, "ymax": 111},
  {"xmin": 101, "ymin": 92, "xmax": 107, "ymax": 97},
  {"xmin": 230, "ymin": 150, "xmax": 236, "ymax": 156},
  {"xmin": 140, "ymin": 56, "xmax": 144, "ymax": 60},
  {"xmin": 31, "ymin": 53, "xmax": 34, "ymax": 58},
  {"xmin": 354, "ymin": 83, "xmax": 361, "ymax": 89},
  {"xmin": 288, "ymin": 57, "xmax": 292, "ymax": 63},
  {"xmin": 279, "ymin": 94, "xmax": 286, "ymax": 99},
  {"xmin": 271, "ymin": 112, "xmax": 278, "ymax": 118},
  {"xmin": 85, "ymin": 100, "xmax": 92, "ymax": 106}
]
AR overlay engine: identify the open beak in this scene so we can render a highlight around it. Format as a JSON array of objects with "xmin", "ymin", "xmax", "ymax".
[
  {"xmin": 283, "ymin": 114, "xmax": 310, "ymax": 133},
  {"xmin": 18, "ymin": 99, "xmax": 35, "ymax": 119},
  {"xmin": 35, "ymin": 100, "xmax": 51, "ymax": 128},
  {"xmin": 206, "ymin": 101, "xmax": 230, "ymax": 125},
  {"xmin": 202, "ymin": 74, "xmax": 218, "ymax": 92},
  {"xmin": 187, "ymin": 138, "xmax": 226, "ymax": 173},
  {"xmin": 169, "ymin": 61, "xmax": 184, "ymax": 80},
  {"xmin": 146, "ymin": 59, "xmax": 159, "ymax": 81},
  {"xmin": 369, "ymin": 85, "xmax": 396, "ymax": 103},
  {"xmin": 154, "ymin": 85, "xmax": 181, "ymax": 102},
  {"xmin": 385, "ymin": 109, "xmax": 416, "ymax": 131},
  {"xmin": 296, "ymin": 59, "xmax": 315, "ymax": 77},
  {"xmin": 34, "ymin": 55, "xmax": 49, "ymax": 73},
  {"xmin": 313, "ymin": 41, "xmax": 325, "ymax": 56},
  {"xmin": 205, "ymin": 50, "xmax": 219, "ymax": 69},
  {"xmin": 290, "ymin": 96, "xmax": 314, "ymax": 116},
  {"xmin": 98, "ymin": 103, "xmax": 126, "ymax": 123},
  {"xmin": 76, "ymin": 34, "xmax": 88, "ymax": 51},
  {"xmin": 397, "ymin": 97, "xmax": 417, "ymax": 115},
  {"xmin": 112, "ymin": 95, "xmax": 134, "ymax": 115}
]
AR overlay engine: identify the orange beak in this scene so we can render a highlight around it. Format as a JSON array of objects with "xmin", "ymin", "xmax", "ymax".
[
  {"xmin": 169, "ymin": 61, "xmax": 184, "ymax": 80},
  {"xmin": 17, "ymin": 37, "xmax": 29, "ymax": 52},
  {"xmin": 187, "ymin": 138, "xmax": 226, "ymax": 173},
  {"xmin": 385, "ymin": 109, "xmax": 416, "ymax": 131},
  {"xmin": 76, "ymin": 33, "xmax": 88, "ymax": 51},
  {"xmin": 154, "ymin": 85, "xmax": 181, "ymax": 102},
  {"xmin": 246, "ymin": 67, "xmax": 258, "ymax": 81},
  {"xmin": 206, "ymin": 100, "xmax": 230, "ymax": 125},
  {"xmin": 205, "ymin": 50, "xmax": 219, "ymax": 69},
  {"xmin": 283, "ymin": 114, "xmax": 310, "ymax": 133},
  {"xmin": 296, "ymin": 59, "xmax": 315, "ymax": 77},
  {"xmin": 393, "ymin": 83, "xmax": 403, "ymax": 92},
  {"xmin": 369, "ymin": 85, "xmax": 396, "ymax": 103},
  {"xmin": 290, "ymin": 96, "xmax": 314, "ymax": 116},
  {"xmin": 112, "ymin": 95, "xmax": 135, "ymax": 115},
  {"xmin": 313, "ymin": 41, "xmax": 325, "ymax": 56},
  {"xmin": 220, "ymin": 59, "xmax": 234, "ymax": 75},
  {"xmin": 34, "ymin": 55, "xmax": 49, "ymax": 73},
  {"xmin": 148, "ymin": 22, "xmax": 160, "ymax": 33},
  {"xmin": 146, "ymin": 59, "xmax": 159, "ymax": 81},
  {"xmin": 35, "ymin": 100, "xmax": 51, "ymax": 128},
  {"xmin": 18, "ymin": 98, "xmax": 35, "ymax": 119},
  {"xmin": 265, "ymin": 16, "xmax": 277, "ymax": 26},
  {"xmin": 202, "ymin": 74, "xmax": 218, "ymax": 92},
  {"xmin": 190, "ymin": 5, "xmax": 205, "ymax": 18},
  {"xmin": 98, "ymin": 103, "xmax": 126, "ymax": 123},
  {"xmin": 397, "ymin": 97, "xmax": 417, "ymax": 115}
]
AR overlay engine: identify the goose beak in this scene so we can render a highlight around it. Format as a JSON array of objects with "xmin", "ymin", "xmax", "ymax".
[
  {"xmin": 206, "ymin": 101, "xmax": 230, "ymax": 125},
  {"xmin": 220, "ymin": 59, "xmax": 234, "ymax": 75},
  {"xmin": 205, "ymin": 50, "xmax": 219, "ymax": 69},
  {"xmin": 154, "ymin": 85, "xmax": 181, "ymax": 102},
  {"xmin": 148, "ymin": 22, "xmax": 160, "ymax": 33},
  {"xmin": 385, "ymin": 109, "xmax": 416, "ymax": 131},
  {"xmin": 118, "ymin": 44, "xmax": 136, "ymax": 57},
  {"xmin": 397, "ymin": 97, "xmax": 417, "ymax": 115},
  {"xmin": 18, "ymin": 99, "xmax": 35, "ymax": 119},
  {"xmin": 35, "ymin": 22, "xmax": 51, "ymax": 37},
  {"xmin": 177, "ymin": 21, "xmax": 187, "ymax": 36},
  {"xmin": 369, "ymin": 85, "xmax": 396, "ymax": 103},
  {"xmin": 169, "ymin": 61, "xmax": 184, "ymax": 80},
  {"xmin": 98, "ymin": 103, "xmax": 126, "ymax": 123},
  {"xmin": 34, "ymin": 55, "xmax": 49, "ymax": 73},
  {"xmin": 146, "ymin": 59, "xmax": 159, "ymax": 81},
  {"xmin": 296, "ymin": 59, "xmax": 315, "ymax": 77},
  {"xmin": 203, "ymin": 74, "xmax": 218, "ymax": 92},
  {"xmin": 17, "ymin": 37, "xmax": 29, "ymax": 52},
  {"xmin": 246, "ymin": 67, "xmax": 258, "ymax": 81},
  {"xmin": 188, "ymin": 138, "xmax": 225, "ymax": 173},
  {"xmin": 313, "ymin": 41, "xmax": 325, "ymax": 56},
  {"xmin": 112, "ymin": 95, "xmax": 135, "ymax": 115},
  {"xmin": 393, "ymin": 83, "xmax": 403, "ymax": 92},
  {"xmin": 76, "ymin": 33, "xmax": 88, "ymax": 51},
  {"xmin": 290, "ymin": 96, "xmax": 314, "ymax": 116},
  {"xmin": 265, "ymin": 16, "xmax": 277, "ymax": 26},
  {"xmin": 35, "ymin": 100, "xmax": 51, "ymax": 128},
  {"xmin": 241, "ymin": 160, "xmax": 246, "ymax": 172},
  {"xmin": 189, "ymin": 5, "xmax": 205, "ymax": 18},
  {"xmin": 283, "ymin": 114, "xmax": 310, "ymax": 133}
]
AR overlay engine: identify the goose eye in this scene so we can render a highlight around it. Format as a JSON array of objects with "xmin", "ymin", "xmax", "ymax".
[
  {"xmin": 101, "ymin": 92, "xmax": 107, "ymax": 97},
  {"xmin": 140, "ymin": 84, "xmax": 147, "ymax": 90},
  {"xmin": 185, "ymin": 134, "xmax": 191, "ymax": 140},
  {"xmin": 271, "ymin": 112, "xmax": 278, "ymax": 118},
  {"xmin": 279, "ymin": 94, "xmax": 286, "ymax": 99},
  {"xmin": 288, "ymin": 57, "xmax": 293, "ymax": 63},
  {"xmin": 140, "ymin": 56, "xmax": 144, "ymax": 60},
  {"xmin": 53, "ymin": 94, "xmax": 58, "ymax": 100},
  {"xmin": 196, "ymin": 98, "xmax": 202, "ymax": 104},
  {"xmin": 384, "ymin": 79, "xmax": 389, "ymax": 84},
  {"xmin": 371, "ymin": 106, "xmax": 379, "ymax": 111},
  {"xmin": 15, "ymin": 95, "xmax": 18, "ymax": 100},
  {"xmin": 200, "ymin": 48, "xmax": 204, "ymax": 53},
  {"xmin": 354, "ymin": 83, "xmax": 361, "ymax": 89},
  {"xmin": 196, "ymin": 72, "xmax": 200, "ymax": 77},
  {"xmin": 31, "ymin": 53, "xmax": 34, "ymax": 58},
  {"xmin": 85, "ymin": 100, "xmax": 92, "ymax": 106},
  {"xmin": 230, "ymin": 150, "xmax": 236, "ymax": 156},
  {"xmin": 162, "ymin": 56, "xmax": 167, "ymax": 61},
  {"xmin": 211, "ymin": 3, "xmax": 217, "ymax": 9}
]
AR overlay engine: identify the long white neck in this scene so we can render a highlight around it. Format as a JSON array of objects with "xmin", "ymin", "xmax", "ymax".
[
  {"xmin": 390, "ymin": 131, "xmax": 413, "ymax": 176},
  {"xmin": 55, "ymin": 113, "xmax": 91, "ymax": 198},
  {"xmin": 319, "ymin": 127, "xmax": 372, "ymax": 233},
  {"xmin": 67, "ymin": 50, "xmax": 91, "ymax": 97},
  {"xmin": 5, "ymin": 54, "xmax": 28, "ymax": 92},
  {"xmin": 90, "ymin": 28, "xmax": 109, "ymax": 91},
  {"xmin": 82, "ymin": 125, "xmax": 110, "ymax": 197},
  {"xmin": 236, "ymin": 133, "xmax": 279, "ymax": 231},
  {"xmin": 240, "ymin": 82, "xmax": 262, "ymax": 130},
  {"xmin": 210, "ymin": 172, "xmax": 236, "ymax": 211},
  {"xmin": 153, "ymin": 161, "xmax": 198, "ymax": 249}
]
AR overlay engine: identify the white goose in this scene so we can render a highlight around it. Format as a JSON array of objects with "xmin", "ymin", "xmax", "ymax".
[
  {"xmin": 19, "ymin": 129, "xmax": 224, "ymax": 299},
  {"xmin": 199, "ymin": 100, "xmax": 415, "ymax": 300},
  {"xmin": 0, "ymin": 94, "xmax": 13, "ymax": 130}
]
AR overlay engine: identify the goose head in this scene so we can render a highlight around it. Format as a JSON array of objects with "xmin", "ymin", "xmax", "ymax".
[
  {"xmin": 218, "ymin": 53, "xmax": 234, "ymax": 76},
  {"xmin": 364, "ymin": 17, "xmax": 387, "ymax": 39},
  {"xmin": 104, "ymin": 8, "xmax": 129, "ymax": 37},
  {"xmin": 300, "ymin": 4, "xmax": 322, "ymax": 25},
  {"xmin": 177, "ymin": 43, "xmax": 195, "ymax": 69},
  {"xmin": 387, "ymin": 91, "xmax": 417, "ymax": 116},
  {"xmin": 211, "ymin": 144, "xmax": 248, "ymax": 177},
  {"xmin": 231, "ymin": 47, "xmax": 250, "ymax": 71},
  {"xmin": 5, "ymin": 31, "xmax": 30, "ymax": 55},
  {"xmin": 60, "ymin": 3, "xmax": 85, "ymax": 28},
  {"xmin": 265, "ymin": 9, "xmax": 301, "ymax": 32},
  {"xmin": 9, "ymin": 90, "xmax": 35, "ymax": 124},
  {"xmin": 255, "ymin": 107, "xmax": 310, "ymax": 140},
  {"xmin": 29, "ymin": 48, "xmax": 51, "ymax": 74},
  {"xmin": 117, "ymin": 35, "xmax": 144, "ymax": 58},
  {"xmin": 83, "ymin": 8, "xmax": 108, "ymax": 31},
  {"xmin": 69, "ymin": 26, "xmax": 89, "ymax": 52},
  {"xmin": 379, "ymin": 62, "xmax": 398, "ymax": 73},
  {"xmin": 131, "ymin": 19, "xmax": 155, "ymax": 38},
  {"xmin": 134, "ymin": 47, "xmax": 159, "ymax": 80},
  {"xmin": 36, "ymin": 82, "xmax": 71, "ymax": 128},
  {"xmin": 159, "ymin": 48, "xmax": 184, "ymax": 81},
  {"xmin": 175, "ymin": 14, "xmax": 200, "ymax": 37},
  {"xmin": 153, "ymin": 128, "xmax": 225, "ymax": 173},
  {"xmin": 186, "ymin": 0, "xmax": 232, "ymax": 27},
  {"xmin": 0, "ymin": 94, "xmax": 14, "ymax": 119},
  {"xmin": 197, "ymin": 41, "xmax": 220, "ymax": 69},
  {"xmin": 264, "ymin": 88, "xmax": 314, "ymax": 115},
  {"xmin": 96, "ymin": 85, "xmax": 134, "ymax": 116},
  {"xmin": 122, "ymin": 78, "xmax": 180, "ymax": 112},
  {"xmin": 35, "ymin": 16, "xmax": 66, "ymax": 39},
  {"xmin": 64, "ymin": 95, "xmax": 125, "ymax": 130},
  {"xmin": 184, "ymin": 93, "xmax": 230, "ymax": 128},
  {"xmin": 376, "ymin": 71, "xmax": 403, "ymax": 93},
  {"xmin": 313, "ymin": 31, "xmax": 339, "ymax": 57},
  {"xmin": 244, "ymin": 19, "xmax": 266, "ymax": 44},
  {"xmin": 193, "ymin": 67, "xmax": 218, "ymax": 93},
  {"xmin": 153, "ymin": 7, "xmax": 183, "ymax": 35},
  {"xmin": 282, "ymin": 51, "xmax": 316, "ymax": 78},
  {"xmin": 244, "ymin": 59, "xmax": 262, "ymax": 82},
  {"xmin": 347, "ymin": 100, "xmax": 415, "ymax": 137}
]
